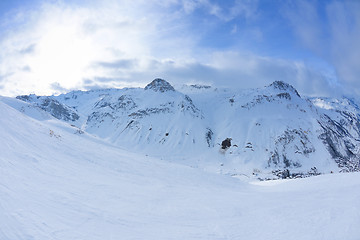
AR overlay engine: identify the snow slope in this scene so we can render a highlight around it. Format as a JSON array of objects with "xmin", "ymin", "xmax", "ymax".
[{"xmin": 1, "ymin": 95, "xmax": 360, "ymax": 239}]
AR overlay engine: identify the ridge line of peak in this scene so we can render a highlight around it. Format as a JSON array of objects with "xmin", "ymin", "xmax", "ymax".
[
  {"xmin": 268, "ymin": 81, "xmax": 300, "ymax": 97},
  {"xmin": 145, "ymin": 78, "xmax": 175, "ymax": 92}
]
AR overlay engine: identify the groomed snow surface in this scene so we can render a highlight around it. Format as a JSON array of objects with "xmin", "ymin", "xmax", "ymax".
[{"xmin": 1, "ymin": 100, "xmax": 360, "ymax": 240}]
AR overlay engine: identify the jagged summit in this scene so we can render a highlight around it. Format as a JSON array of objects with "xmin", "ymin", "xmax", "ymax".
[
  {"xmin": 16, "ymin": 94, "xmax": 79, "ymax": 122},
  {"xmin": 269, "ymin": 81, "xmax": 301, "ymax": 97},
  {"xmin": 144, "ymin": 78, "xmax": 175, "ymax": 92}
]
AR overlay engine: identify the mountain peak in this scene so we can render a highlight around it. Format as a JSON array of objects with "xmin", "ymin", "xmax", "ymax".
[
  {"xmin": 269, "ymin": 81, "xmax": 300, "ymax": 97},
  {"xmin": 145, "ymin": 78, "xmax": 175, "ymax": 92}
]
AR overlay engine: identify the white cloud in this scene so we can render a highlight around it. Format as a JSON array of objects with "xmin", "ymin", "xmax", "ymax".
[
  {"xmin": 284, "ymin": 0, "xmax": 360, "ymax": 96},
  {"xmin": 0, "ymin": 0, "xmax": 198, "ymax": 95},
  {"xmin": 196, "ymin": 0, "xmax": 258, "ymax": 21},
  {"xmin": 181, "ymin": 0, "xmax": 204, "ymax": 14},
  {"xmin": 0, "ymin": 0, "xmax": 342, "ymax": 97},
  {"xmin": 202, "ymin": 51, "xmax": 338, "ymax": 96}
]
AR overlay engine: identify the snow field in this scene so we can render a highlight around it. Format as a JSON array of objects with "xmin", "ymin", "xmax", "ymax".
[{"xmin": 1, "ymin": 99, "xmax": 360, "ymax": 240}]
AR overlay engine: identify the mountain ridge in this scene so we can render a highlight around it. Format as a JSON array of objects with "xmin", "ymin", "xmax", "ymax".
[{"xmin": 7, "ymin": 79, "xmax": 360, "ymax": 179}]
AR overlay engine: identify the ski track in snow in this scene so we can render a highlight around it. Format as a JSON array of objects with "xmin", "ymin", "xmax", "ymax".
[{"xmin": 1, "ymin": 97, "xmax": 360, "ymax": 240}]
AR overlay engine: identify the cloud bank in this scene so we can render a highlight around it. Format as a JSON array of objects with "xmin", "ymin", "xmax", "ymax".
[
  {"xmin": 285, "ymin": 0, "xmax": 360, "ymax": 96},
  {"xmin": 0, "ymin": 0, "xmax": 357, "ymax": 97}
]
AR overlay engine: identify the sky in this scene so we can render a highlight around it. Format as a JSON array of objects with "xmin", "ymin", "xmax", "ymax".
[{"xmin": 0, "ymin": 0, "xmax": 359, "ymax": 97}]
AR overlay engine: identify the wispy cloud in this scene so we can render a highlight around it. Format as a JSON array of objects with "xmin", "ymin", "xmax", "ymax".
[
  {"xmin": 0, "ymin": 0, "xmax": 348, "ymax": 97},
  {"xmin": 19, "ymin": 43, "xmax": 36, "ymax": 55},
  {"xmin": 94, "ymin": 59, "xmax": 138, "ymax": 70},
  {"xmin": 167, "ymin": 51, "xmax": 338, "ymax": 97},
  {"xmin": 180, "ymin": 0, "xmax": 258, "ymax": 21},
  {"xmin": 284, "ymin": 0, "xmax": 360, "ymax": 95}
]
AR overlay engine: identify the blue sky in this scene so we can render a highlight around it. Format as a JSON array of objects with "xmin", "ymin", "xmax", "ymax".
[{"xmin": 0, "ymin": 0, "xmax": 359, "ymax": 97}]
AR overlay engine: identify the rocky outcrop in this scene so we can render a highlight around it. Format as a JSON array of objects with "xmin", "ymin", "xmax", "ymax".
[
  {"xmin": 318, "ymin": 114, "xmax": 360, "ymax": 172},
  {"xmin": 221, "ymin": 138, "xmax": 232, "ymax": 150},
  {"xmin": 144, "ymin": 78, "xmax": 175, "ymax": 92},
  {"xmin": 268, "ymin": 128, "xmax": 315, "ymax": 168},
  {"xmin": 269, "ymin": 81, "xmax": 301, "ymax": 97},
  {"xmin": 16, "ymin": 95, "xmax": 79, "ymax": 122}
]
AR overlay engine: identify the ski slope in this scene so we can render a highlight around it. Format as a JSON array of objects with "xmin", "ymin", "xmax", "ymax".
[{"xmin": 1, "ymin": 99, "xmax": 360, "ymax": 239}]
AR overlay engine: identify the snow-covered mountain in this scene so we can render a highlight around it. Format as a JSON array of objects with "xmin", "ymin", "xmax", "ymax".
[
  {"xmin": 8, "ymin": 78, "xmax": 360, "ymax": 179},
  {"xmin": 1, "ymin": 89, "xmax": 360, "ymax": 240}
]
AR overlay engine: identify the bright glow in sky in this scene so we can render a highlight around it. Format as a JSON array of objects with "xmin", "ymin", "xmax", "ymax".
[{"xmin": 0, "ymin": 0, "xmax": 359, "ymax": 97}]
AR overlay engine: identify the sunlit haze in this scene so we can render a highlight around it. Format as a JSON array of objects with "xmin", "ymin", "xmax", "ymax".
[{"xmin": 0, "ymin": 0, "xmax": 359, "ymax": 97}]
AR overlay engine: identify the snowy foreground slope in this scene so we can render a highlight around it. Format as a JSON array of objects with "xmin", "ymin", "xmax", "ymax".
[
  {"xmin": 11, "ymin": 79, "xmax": 360, "ymax": 179},
  {"xmin": 1, "ymin": 95, "xmax": 360, "ymax": 239}
]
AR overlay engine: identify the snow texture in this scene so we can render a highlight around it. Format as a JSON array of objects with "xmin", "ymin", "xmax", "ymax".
[{"xmin": 1, "ymin": 99, "xmax": 360, "ymax": 240}]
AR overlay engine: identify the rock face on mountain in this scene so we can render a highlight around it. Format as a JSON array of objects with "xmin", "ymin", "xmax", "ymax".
[
  {"xmin": 269, "ymin": 80, "xmax": 301, "ymax": 97},
  {"xmin": 16, "ymin": 94, "xmax": 79, "ymax": 121},
  {"xmin": 311, "ymin": 97, "xmax": 360, "ymax": 172},
  {"xmin": 144, "ymin": 78, "xmax": 175, "ymax": 92},
  {"xmin": 13, "ymin": 79, "xmax": 360, "ymax": 179}
]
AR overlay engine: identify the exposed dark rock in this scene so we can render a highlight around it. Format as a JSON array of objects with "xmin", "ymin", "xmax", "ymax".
[
  {"xmin": 269, "ymin": 81, "xmax": 301, "ymax": 97},
  {"xmin": 128, "ymin": 107, "xmax": 172, "ymax": 118},
  {"xmin": 87, "ymin": 112, "xmax": 114, "ymax": 123},
  {"xmin": 16, "ymin": 95, "xmax": 79, "ymax": 122},
  {"xmin": 221, "ymin": 138, "xmax": 232, "ymax": 150},
  {"xmin": 317, "ymin": 113, "xmax": 360, "ymax": 172},
  {"xmin": 241, "ymin": 93, "xmax": 295, "ymax": 109},
  {"xmin": 145, "ymin": 78, "xmax": 175, "ymax": 92},
  {"xmin": 205, "ymin": 128, "xmax": 214, "ymax": 147},
  {"xmin": 93, "ymin": 95, "xmax": 137, "ymax": 111},
  {"xmin": 282, "ymin": 169, "xmax": 290, "ymax": 179},
  {"xmin": 268, "ymin": 129, "xmax": 314, "ymax": 168},
  {"xmin": 245, "ymin": 142, "xmax": 253, "ymax": 149},
  {"xmin": 178, "ymin": 95, "xmax": 202, "ymax": 118},
  {"xmin": 271, "ymin": 168, "xmax": 321, "ymax": 180},
  {"xmin": 117, "ymin": 95, "xmax": 137, "ymax": 110},
  {"xmin": 277, "ymin": 93, "xmax": 291, "ymax": 100},
  {"xmin": 190, "ymin": 84, "xmax": 211, "ymax": 89},
  {"xmin": 16, "ymin": 95, "xmax": 32, "ymax": 102},
  {"xmin": 40, "ymin": 98, "xmax": 80, "ymax": 121}
]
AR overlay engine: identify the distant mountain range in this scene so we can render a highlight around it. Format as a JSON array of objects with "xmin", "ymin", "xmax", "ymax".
[{"xmin": 4, "ymin": 78, "xmax": 360, "ymax": 180}]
